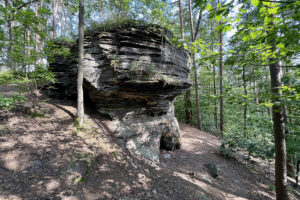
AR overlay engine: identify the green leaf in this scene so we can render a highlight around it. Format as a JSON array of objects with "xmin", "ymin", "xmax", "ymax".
[
  {"xmin": 250, "ymin": 32, "xmax": 257, "ymax": 39},
  {"xmin": 205, "ymin": 4, "xmax": 213, "ymax": 11},
  {"xmin": 251, "ymin": 0, "xmax": 260, "ymax": 7},
  {"xmin": 215, "ymin": 15, "xmax": 222, "ymax": 22},
  {"xmin": 276, "ymin": 43, "xmax": 284, "ymax": 48}
]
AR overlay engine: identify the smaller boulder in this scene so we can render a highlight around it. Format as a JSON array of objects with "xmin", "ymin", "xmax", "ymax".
[{"xmin": 204, "ymin": 163, "xmax": 219, "ymax": 178}]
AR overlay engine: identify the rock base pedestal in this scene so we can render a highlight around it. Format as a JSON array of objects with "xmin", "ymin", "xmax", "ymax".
[{"xmin": 49, "ymin": 25, "xmax": 190, "ymax": 162}]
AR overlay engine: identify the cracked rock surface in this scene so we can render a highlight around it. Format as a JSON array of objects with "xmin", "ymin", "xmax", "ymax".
[{"xmin": 48, "ymin": 25, "xmax": 190, "ymax": 162}]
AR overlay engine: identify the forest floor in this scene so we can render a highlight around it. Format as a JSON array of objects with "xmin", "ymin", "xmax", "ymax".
[{"xmin": 0, "ymin": 85, "xmax": 299, "ymax": 200}]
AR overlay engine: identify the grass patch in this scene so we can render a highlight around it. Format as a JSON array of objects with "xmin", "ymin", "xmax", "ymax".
[
  {"xmin": 85, "ymin": 18, "xmax": 171, "ymax": 36},
  {"xmin": 70, "ymin": 151, "xmax": 94, "ymax": 184},
  {"xmin": 73, "ymin": 175, "xmax": 86, "ymax": 184},
  {"xmin": 73, "ymin": 117, "xmax": 87, "ymax": 132},
  {"xmin": 29, "ymin": 112, "xmax": 45, "ymax": 118},
  {"xmin": 49, "ymin": 37, "xmax": 76, "ymax": 48}
]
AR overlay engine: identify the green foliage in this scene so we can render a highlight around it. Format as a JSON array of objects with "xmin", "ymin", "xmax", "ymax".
[
  {"xmin": 269, "ymin": 185, "xmax": 275, "ymax": 191},
  {"xmin": 6, "ymin": 67, "xmax": 56, "ymax": 109},
  {"xmin": 0, "ymin": 71, "xmax": 16, "ymax": 85},
  {"xmin": 0, "ymin": 1, "xmax": 51, "ymax": 67},
  {"xmin": 29, "ymin": 112, "xmax": 45, "ymax": 118},
  {"xmin": 0, "ymin": 94, "xmax": 26, "ymax": 111},
  {"xmin": 85, "ymin": 18, "xmax": 169, "ymax": 35},
  {"xmin": 73, "ymin": 116, "xmax": 86, "ymax": 132},
  {"xmin": 45, "ymin": 37, "xmax": 76, "ymax": 63},
  {"xmin": 13, "ymin": 67, "xmax": 55, "ymax": 93}
]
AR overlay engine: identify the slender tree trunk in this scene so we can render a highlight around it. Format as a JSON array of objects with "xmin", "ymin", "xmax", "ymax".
[
  {"xmin": 188, "ymin": 0, "xmax": 202, "ymax": 130},
  {"xmin": 23, "ymin": 27, "xmax": 26, "ymax": 72},
  {"xmin": 6, "ymin": 0, "xmax": 14, "ymax": 70},
  {"xmin": 208, "ymin": 84, "xmax": 211, "ymax": 120},
  {"xmin": 52, "ymin": 0, "xmax": 58, "ymax": 39},
  {"xmin": 179, "ymin": 0, "xmax": 192, "ymax": 124},
  {"xmin": 77, "ymin": 0, "xmax": 85, "ymax": 125},
  {"xmin": 253, "ymin": 78, "xmax": 259, "ymax": 110},
  {"xmin": 210, "ymin": 21, "xmax": 218, "ymax": 132},
  {"xmin": 296, "ymin": 159, "xmax": 299, "ymax": 186},
  {"xmin": 242, "ymin": 65, "xmax": 247, "ymax": 138},
  {"xmin": 5, "ymin": 0, "xmax": 10, "ymax": 69},
  {"xmin": 27, "ymin": 4, "xmax": 31, "ymax": 72},
  {"xmin": 35, "ymin": 2, "xmax": 39, "ymax": 67},
  {"xmin": 27, "ymin": 28, "xmax": 30, "ymax": 70},
  {"xmin": 100, "ymin": 1, "xmax": 104, "ymax": 23},
  {"xmin": 219, "ymin": 14, "xmax": 224, "ymax": 136},
  {"xmin": 9, "ymin": 21, "xmax": 14, "ymax": 70}
]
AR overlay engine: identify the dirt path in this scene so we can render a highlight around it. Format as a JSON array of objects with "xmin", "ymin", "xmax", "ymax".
[
  {"xmin": 161, "ymin": 123, "xmax": 275, "ymax": 200},
  {"xmin": 0, "ymin": 86, "xmax": 298, "ymax": 200}
]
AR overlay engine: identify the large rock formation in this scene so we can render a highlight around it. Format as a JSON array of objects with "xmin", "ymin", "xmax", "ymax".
[{"xmin": 49, "ymin": 25, "xmax": 190, "ymax": 162}]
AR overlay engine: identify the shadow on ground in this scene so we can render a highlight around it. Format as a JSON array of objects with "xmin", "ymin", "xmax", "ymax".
[{"xmin": 0, "ymin": 95, "xmax": 288, "ymax": 200}]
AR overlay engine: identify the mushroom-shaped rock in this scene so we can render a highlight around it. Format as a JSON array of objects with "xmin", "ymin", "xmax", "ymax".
[{"xmin": 48, "ymin": 25, "xmax": 191, "ymax": 162}]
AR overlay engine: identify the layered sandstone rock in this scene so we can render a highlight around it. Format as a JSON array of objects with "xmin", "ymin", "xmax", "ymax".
[{"xmin": 49, "ymin": 25, "xmax": 190, "ymax": 162}]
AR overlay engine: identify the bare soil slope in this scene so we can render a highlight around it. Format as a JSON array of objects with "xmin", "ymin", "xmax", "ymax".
[{"xmin": 0, "ymin": 85, "xmax": 297, "ymax": 200}]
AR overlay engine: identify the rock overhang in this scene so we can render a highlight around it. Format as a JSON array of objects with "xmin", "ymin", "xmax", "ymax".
[{"xmin": 48, "ymin": 24, "xmax": 191, "ymax": 162}]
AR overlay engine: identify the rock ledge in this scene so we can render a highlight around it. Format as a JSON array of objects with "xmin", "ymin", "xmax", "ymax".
[{"xmin": 49, "ymin": 25, "xmax": 190, "ymax": 162}]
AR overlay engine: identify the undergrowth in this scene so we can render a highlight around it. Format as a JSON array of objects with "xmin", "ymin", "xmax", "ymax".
[{"xmin": 85, "ymin": 18, "xmax": 171, "ymax": 36}]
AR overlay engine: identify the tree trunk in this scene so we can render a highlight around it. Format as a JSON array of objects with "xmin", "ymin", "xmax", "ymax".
[
  {"xmin": 100, "ymin": 1, "xmax": 104, "ymax": 23},
  {"xmin": 193, "ymin": 55, "xmax": 202, "ymax": 130},
  {"xmin": 267, "ymin": 10, "xmax": 289, "ymax": 199},
  {"xmin": 6, "ymin": 0, "xmax": 14, "ymax": 70},
  {"xmin": 27, "ymin": 4, "xmax": 31, "ymax": 72},
  {"xmin": 27, "ymin": 28, "xmax": 30, "ymax": 70},
  {"xmin": 23, "ymin": 27, "xmax": 26, "ymax": 72},
  {"xmin": 52, "ymin": 0, "xmax": 58, "ymax": 39},
  {"xmin": 219, "ymin": 20, "xmax": 224, "ymax": 136},
  {"xmin": 296, "ymin": 159, "xmax": 299, "ymax": 186},
  {"xmin": 210, "ymin": 21, "xmax": 218, "ymax": 133},
  {"xmin": 5, "ymin": 0, "xmax": 11, "ymax": 69},
  {"xmin": 35, "ymin": 2, "xmax": 39, "ymax": 67},
  {"xmin": 77, "ymin": 0, "xmax": 85, "ymax": 125},
  {"xmin": 253, "ymin": 78, "xmax": 259, "ymax": 112},
  {"xmin": 242, "ymin": 65, "xmax": 247, "ymax": 138},
  {"xmin": 270, "ymin": 62, "xmax": 289, "ymax": 200},
  {"xmin": 179, "ymin": 0, "xmax": 192, "ymax": 124},
  {"xmin": 188, "ymin": 0, "xmax": 202, "ymax": 130}
]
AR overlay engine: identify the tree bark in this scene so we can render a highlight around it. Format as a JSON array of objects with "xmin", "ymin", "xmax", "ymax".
[
  {"xmin": 35, "ymin": 2, "xmax": 39, "ymax": 67},
  {"xmin": 242, "ymin": 65, "xmax": 247, "ymax": 138},
  {"xmin": 270, "ymin": 62, "xmax": 289, "ymax": 200},
  {"xmin": 210, "ymin": 21, "xmax": 218, "ymax": 133},
  {"xmin": 296, "ymin": 159, "xmax": 299, "ymax": 186},
  {"xmin": 179, "ymin": 0, "xmax": 192, "ymax": 124},
  {"xmin": 253, "ymin": 78, "xmax": 259, "ymax": 111},
  {"xmin": 77, "ymin": 0, "xmax": 85, "ymax": 125},
  {"xmin": 218, "ymin": 1, "xmax": 224, "ymax": 136},
  {"xmin": 267, "ymin": 10, "xmax": 289, "ymax": 199},
  {"xmin": 6, "ymin": 0, "xmax": 14, "ymax": 70},
  {"xmin": 189, "ymin": 0, "xmax": 202, "ymax": 130},
  {"xmin": 52, "ymin": 0, "xmax": 58, "ymax": 39}
]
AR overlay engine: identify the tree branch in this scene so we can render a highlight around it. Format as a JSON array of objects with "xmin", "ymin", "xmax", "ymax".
[
  {"xmin": 194, "ymin": 9, "xmax": 203, "ymax": 40},
  {"xmin": 260, "ymin": 0, "xmax": 297, "ymax": 4},
  {"xmin": 17, "ymin": 0, "xmax": 40, "ymax": 10}
]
